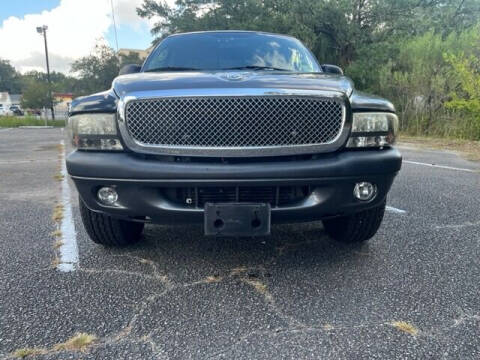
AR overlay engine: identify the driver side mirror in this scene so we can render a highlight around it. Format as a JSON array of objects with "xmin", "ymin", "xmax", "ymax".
[
  {"xmin": 321, "ymin": 64, "xmax": 344, "ymax": 75},
  {"xmin": 119, "ymin": 64, "xmax": 141, "ymax": 76}
]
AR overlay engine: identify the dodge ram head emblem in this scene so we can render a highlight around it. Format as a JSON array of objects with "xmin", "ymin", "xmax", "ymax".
[{"xmin": 218, "ymin": 72, "xmax": 253, "ymax": 81}]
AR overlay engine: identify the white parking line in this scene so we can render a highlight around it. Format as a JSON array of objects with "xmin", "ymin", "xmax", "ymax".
[
  {"xmin": 0, "ymin": 159, "xmax": 57, "ymax": 165},
  {"xmin": 404, "ymin": 160, "xmax": 478, "ymax": 173},
  {"xmin": 386, "ymin": 206, "xmax": 407, "ymax": 214},
  {"xmin": 57, "ymin": 140, "xmax": 79, "ymax": 272}
]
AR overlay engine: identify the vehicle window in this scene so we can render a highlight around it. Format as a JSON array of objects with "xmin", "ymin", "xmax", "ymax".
[{"xmin": 144, "ymin": 32, "xmax": 321, "ymax": 73}]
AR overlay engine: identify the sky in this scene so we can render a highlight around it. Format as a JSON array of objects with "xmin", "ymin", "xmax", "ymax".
[{"xmin": 0, "ymin": 0, "xmax": 170, "ymax": 74}]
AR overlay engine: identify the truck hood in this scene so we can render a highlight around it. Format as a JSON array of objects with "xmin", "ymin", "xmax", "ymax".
[
  {"xmin": 112, "ymin": 71, "xmax": 355, "ymax": 97},
  {"xmin": 70, "ymin": 71, "xmax": 395, "ymax": 114}
]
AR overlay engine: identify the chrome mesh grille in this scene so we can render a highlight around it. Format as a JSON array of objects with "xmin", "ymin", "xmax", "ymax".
[{"xmin": 125, "ymin": 96, "xmax": 344, "ymax": 148}]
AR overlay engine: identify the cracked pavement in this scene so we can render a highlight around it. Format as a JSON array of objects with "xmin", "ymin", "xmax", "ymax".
[{"xmin": 1, "ymin": 128, "xmax": 480, "ymax": 359}]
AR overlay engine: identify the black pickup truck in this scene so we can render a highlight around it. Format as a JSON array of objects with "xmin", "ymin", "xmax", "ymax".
[{"xmin": 66, "ymin": 31, "xmax": 402, "ymax": 246}]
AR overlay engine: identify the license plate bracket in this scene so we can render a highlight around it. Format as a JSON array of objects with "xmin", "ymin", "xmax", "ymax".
[{"xmin": 204, "ymin": 203, "xmax": 271, "ymax": 236}]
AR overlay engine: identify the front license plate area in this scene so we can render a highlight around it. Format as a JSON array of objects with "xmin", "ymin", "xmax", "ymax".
[{"xmin": 204, "ymin": 203, "xmax": 271, "ymax": 236}]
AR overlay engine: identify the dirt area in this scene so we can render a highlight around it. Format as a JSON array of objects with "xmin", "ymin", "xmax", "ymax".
[{"xmin": 398, "ymin": 135, "xmax": 480, "ymax": 162}]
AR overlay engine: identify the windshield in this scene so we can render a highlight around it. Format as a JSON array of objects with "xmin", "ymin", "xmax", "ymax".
[{"xmin": 143, "ymin": 32, "xmax": 321, "ymax": 73}]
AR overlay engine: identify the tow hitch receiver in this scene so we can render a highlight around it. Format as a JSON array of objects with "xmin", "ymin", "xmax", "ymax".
[{"xmin": 204, "ymin": 203, "xmax": 271, "ymax": 236}]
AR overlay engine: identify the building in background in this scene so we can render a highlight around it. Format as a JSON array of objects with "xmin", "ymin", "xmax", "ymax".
[
  {"xmin": 10, "ymin": 94, "xmax": 23, "ymax": 107},
  {"xmin": 53, "ymin": 93, "xmax": 74, "ymax": 119},
  {"xmin": 118, "ymin": 46, "xmax": 154, "ymax": 62},
  {"xmin": 0, "ymin": 92, "xmax": 12, "ymax": 109}
]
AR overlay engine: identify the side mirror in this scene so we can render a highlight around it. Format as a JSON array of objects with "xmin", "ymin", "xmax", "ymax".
[
  {"xmin": 321, "ymin": 64, "xmax": 344, "ymax": 75},
  {"xmin": 119, "ymin": 64, "xmax": 141, "ymax": 76}
]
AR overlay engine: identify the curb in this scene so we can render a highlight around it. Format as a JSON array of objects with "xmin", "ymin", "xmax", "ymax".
[{"xmin": 18, "ymin": 126, "xmax": 55, "ymax": 129}]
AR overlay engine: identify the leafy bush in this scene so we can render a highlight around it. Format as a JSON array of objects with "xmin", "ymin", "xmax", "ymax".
[
  {"xmin": 444, "ymin": 53, "xmax": 480, "ymax": 139},
  {"xmin": 349, "ymin": 27, "xmax": 480, "ymax": 140}
]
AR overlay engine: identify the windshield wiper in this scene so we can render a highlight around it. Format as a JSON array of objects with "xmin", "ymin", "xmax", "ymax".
[
  {"xmin": 219, "ymin": 65, "xmax": 291, "ymax": 72},
  {"xmin": 144, "ymin": 66, "xmax": 201, "ymax": 72}
]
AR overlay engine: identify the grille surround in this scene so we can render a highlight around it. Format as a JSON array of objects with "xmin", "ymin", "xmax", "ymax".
[{"xmin": 118, "ymin": 89, "xmax": 351, "ymax": 157}]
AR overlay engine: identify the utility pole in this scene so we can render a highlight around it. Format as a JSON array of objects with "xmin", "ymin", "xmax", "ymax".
[
  {"xmin": 36, "ymin": 25, "xmax": 55, "ymax": 121},
  {"xmin": 110, "ymin": 0, "xmax": 119, "ymax": 53}
]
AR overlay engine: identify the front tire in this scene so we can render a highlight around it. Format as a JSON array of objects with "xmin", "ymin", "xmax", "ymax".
[
  {"xmin": 79, "ymin": 197, "xmax": 144, "ymax": 246},
  {"xmin": 323, "ymin": 200, "xmax": 386, "ymax": 244}
]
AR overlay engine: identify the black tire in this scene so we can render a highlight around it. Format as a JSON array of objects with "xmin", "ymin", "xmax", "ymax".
[
  {"xmin": 79, "ymin": 197, "xmax": 144, "ymax": 246},
  {"xmin": 323, "ymin": 200, "xmax": 386, "ymax": 244}
]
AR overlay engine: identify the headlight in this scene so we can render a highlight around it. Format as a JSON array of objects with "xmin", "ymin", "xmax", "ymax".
[
  {"xmin": 347, "ymin": 112, "xmax": 398, "ymax": 148},
  {"xmin": 68, "ymin": 113, "xmax": 123, "ymax": 150}
]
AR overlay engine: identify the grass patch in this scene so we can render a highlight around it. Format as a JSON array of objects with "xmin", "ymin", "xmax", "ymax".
[
  {"xmin": 52, "ymin": 204, "xmax": 64, "ymax": 222},
  {"xmin": 398, "ymin": 134, "xmax": 480, "ymax": 162},
  {"xmin": 0, "ymin": 115, "xmax": 65, "ymax": 128},
  {"xmin": 51, "ymin": 229, "xmax": 62, "ymax": 238},
  {"xmin": 53, "ymin": 173, "xmax": 64, "ymax": 182},
  {"xmin": 53, "ymin": 239, "xmax": 64, "ymax": 249},
  {"xmin": 205, "ymin": 275, "xmax": 222, "ymax": 283},
  {"xmin": 51, "ymin": 256, "xmax": 60, "ymax": 268},
  {"xmin": 244, "ymin": 278, "xmax": 268, "ymax": 294},
  {"xmin": 230, "ymin": 267, "xmax": 248, "ymax": 276},
  {"xmin": 12, "ymin": 333, "xmax": 96, "ymax": 358},
  {"xmin": 12, "ymin": 348, "xmax": 47, "ymax": 358},
  {"xmin": 54, "ymin": 333, "xmax": 96, "ymax": 352},
  {"xmin": 391, "ymin": 321, "xmax": 419, "ymax": 336},
  {"xmin": 242, "ymin": 278, "xmax": 273, "ymax": 303}
]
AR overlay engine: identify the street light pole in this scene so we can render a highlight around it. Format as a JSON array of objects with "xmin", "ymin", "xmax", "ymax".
[{"xmin": 36, "ymin": 25, "xmax": 55, "ymax": 121}]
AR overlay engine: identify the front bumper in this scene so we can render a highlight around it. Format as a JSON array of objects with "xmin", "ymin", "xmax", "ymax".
[{"xmin": 67, "ymin": 148, "xmax": 402, "ymax": 224}]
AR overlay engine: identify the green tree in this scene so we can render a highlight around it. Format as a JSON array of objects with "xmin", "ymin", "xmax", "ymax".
[
  {"xmin": 137, "ymin": 0, "xmax": 480, "ymax": 67},
  {"xmin": 444, "ymin": 52, "xmax": 480, "ymax": 139},
  {"xmin": 373, "ymin": 27, "xmax": 480, "ymax": 138},
  {"xmin": 0, "ymin": 59, "xmax": 22, "ymax": 93},
  {"xmin": 18, "ymin": 70, "xmax": 86, "ymax": 99},
  {"xmin": 21, "ymin": 80, "xmax": 52, "ymax": 109},
  {"xmin": 71, "ymin": 43, "xmax": 120, "ymax": 94},
  {"xmin": 70, "ymin": 44, "xmax": 144, "ymax": 95}
]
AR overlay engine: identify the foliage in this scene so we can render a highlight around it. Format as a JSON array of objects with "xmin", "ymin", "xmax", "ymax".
[
  {"xmin": 21, "ymin": 70, "xmax": 83, "ymax": 95},
  {"xmin": 0, "ymin": 59, "xmax": 22, "ymax": 93},
  {"xmin": 21, "ymin": 79, "xmax": 52, "ymax": 109},
  {"xmin": 445, "ymin": 54, "xmax": 480, "ymax": 113},
  {"xmin": 71, "ymin": 44, "xmax": 120, "ymax": 95},
  {"xmin": 0, "ymin": 61, "xmax": 94, "ymax": 100},
  {"xmin": 0, "ymin": 40, "xmax": 144, "ymax": 106},
  {"xmin": 137, "ymin": 0, "xmax": 480, "ymax": 66},
  {"xmin": 0, "ymin": 115, "xmax": 65, "ymax": 128},
  {"xmin": 363, "ymin": 27, "xmax": 480, "ymax": 139},
  {"xmin": 70, "ymin": 44, "xmax": 144, "ymax": 95},
  {"xmin": 444, "ymin": 52, "xmax": 480, "ymax": 139}
]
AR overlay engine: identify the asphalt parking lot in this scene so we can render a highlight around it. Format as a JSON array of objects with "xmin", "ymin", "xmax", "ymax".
[{"xmin": 1, "ymin": 127, "xmax": 479, "ymax": 359}]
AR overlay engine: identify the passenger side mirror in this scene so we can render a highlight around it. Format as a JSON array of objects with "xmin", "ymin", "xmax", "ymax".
[
  {"xmin": 119, "ymin": 64, "xmax": 142, "ymax": 76},
  {"xmin": 321, "ymin": 64, "xmax": 344, "ymax": 75}
]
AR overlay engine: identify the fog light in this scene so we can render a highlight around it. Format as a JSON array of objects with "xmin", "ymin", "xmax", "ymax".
[
  {"xmin": 97, "ymin": 187, "xmax": 118, "ymax": 205},
  {"xmin": 354, "ymin": 182, "xmax": 377, "ymax": 201}
]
